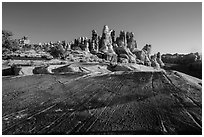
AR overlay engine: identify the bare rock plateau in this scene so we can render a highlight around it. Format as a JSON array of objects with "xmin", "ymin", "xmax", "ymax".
[{"xmin": 2, "ymin": 68, "xmax": 202, "ymax": 135}]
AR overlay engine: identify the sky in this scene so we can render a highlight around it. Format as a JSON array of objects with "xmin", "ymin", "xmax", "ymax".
[{"xmin": 2, "ymin": 2, "xmax": 202, "ymax": 54}]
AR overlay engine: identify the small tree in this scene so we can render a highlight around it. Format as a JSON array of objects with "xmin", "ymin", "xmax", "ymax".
[
  {"xmin": 49, "ymin": 44, "xmax": 65, "ymax": 58},
  {"xmin": 2, "ymin": 30, "xmax": 19, "ymax": 52}
]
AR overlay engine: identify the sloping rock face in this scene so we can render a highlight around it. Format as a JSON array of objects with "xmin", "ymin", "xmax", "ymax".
[
  {"xmin": 107, "ymin": 63, "xmax": 162, "ymax": 72},
  {"xmin": 51, "ymin": 63, "xmax": 111, "ymax": 74},
  {"xmin": 2, "ymin": 71, "xmax": 201, "ymax": 135},
  {"xmin": 45, "ymin": 63, "xmax": 162, "ymax": 74}
]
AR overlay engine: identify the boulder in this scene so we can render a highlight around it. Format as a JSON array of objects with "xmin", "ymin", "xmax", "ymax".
[
  {"xmin": 2, "ymin": 66, "xmax": 15, "ymax": 76},
  {"xmin": 52, "ymin": 64, "xmax": 81, "ymax": 73},
  {"xmin": 33, "ymin": 65, "xmax": 50, "ymax": 74}
]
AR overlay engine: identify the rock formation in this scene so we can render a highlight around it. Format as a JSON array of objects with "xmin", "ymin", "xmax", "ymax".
[
  {"xmin": 114, "ymin": 31, "xmax": 137, "ymax": 63},
  {"xmin": 126, "ymin": 32, "xmax": 137, "ymax": 52},
  {"xmin": 100, "ymin": 25, "xmax": 113, "ymax": 52},
  {"xmin": 151, "ymin": 54, "xmax": 160, "ymax": 69},
  {"xmin": 89, "ymin": 30, "xmax": 99, "ymax": 54},
  {"xmin": 58, "ymin": 25, "xmax": 164, "ymax": 68},
  {"xmin": 114, "ymin": 46, "xmax": 136, "ymax": 63},
  {"xmin": 83, "ymin": 38, "xmax": 90, "ymax": 52},
  {"xmin": 92, "ymin": 30, "xmax": 98, "ymax": 42},
  {"xmin": 142, "ymin": 44, "xmax": 151, "ymax": 57},
  {"xmin": 9, "ymin": 25, "xmax": 166, "ymax": 69},
  {"xmin": 156, "ymin": 52, "xmax": 165, "ymax": 67},
  {"xmin": 96, "ymin": 25, "xmax": 118, "ymax": 63},
  {"xmin": 111, "ymin": 30, "xmax": 116, "ymax": 44},
  {"xmin": 116, "ymin": 30, "xmax": 126, "ymax": 47},
  {"xmin": 132, "ymin": 44, "xmax": 151, "ymax": 66}
]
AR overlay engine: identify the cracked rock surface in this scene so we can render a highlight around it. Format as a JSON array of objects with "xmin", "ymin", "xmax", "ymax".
[{"xmin": 2, "ymin": 69, "xmax": 202, "ymax": 135}]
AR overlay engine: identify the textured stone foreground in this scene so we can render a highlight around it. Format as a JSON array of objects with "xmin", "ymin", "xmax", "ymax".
[{"xmin": 2, "ymin": 70, "xmax": 202, "ymax": 135}]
